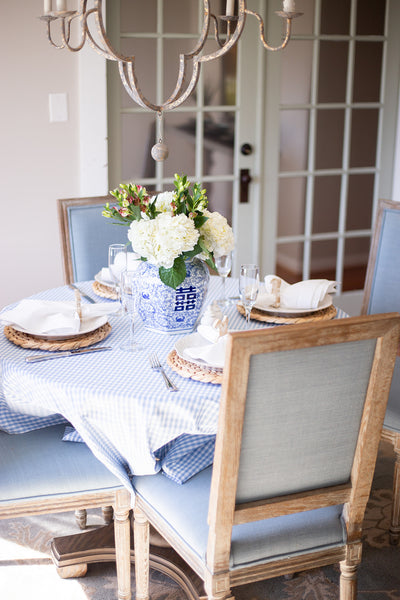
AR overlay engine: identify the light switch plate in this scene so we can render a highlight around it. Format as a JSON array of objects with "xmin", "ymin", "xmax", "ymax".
[{"xmin": 49, "ymin": 93, "xmax": 68, "ymax": 122}]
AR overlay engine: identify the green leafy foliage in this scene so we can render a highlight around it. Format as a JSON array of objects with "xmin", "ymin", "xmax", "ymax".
[{"xmin": 159, "ymin": 256, "xmax": 187, "ymax": 289}]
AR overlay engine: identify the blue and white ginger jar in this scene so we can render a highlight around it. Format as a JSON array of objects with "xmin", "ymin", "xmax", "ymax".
[{"xmin": 136, "ymin": 258, "xmax": 210, "ymax": 334}]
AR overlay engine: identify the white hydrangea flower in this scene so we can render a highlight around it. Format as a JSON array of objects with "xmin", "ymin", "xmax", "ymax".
[
  {"xmin": 153, "ymin": 192, "xmax": 175, "ymax": 213},
  {"xmin": 128, "ymin": 213, "xmax": 199, "ymax": 269},
  {"xmin": 199, "ymin": 210, "xmax": 235, "ymax": 258}
]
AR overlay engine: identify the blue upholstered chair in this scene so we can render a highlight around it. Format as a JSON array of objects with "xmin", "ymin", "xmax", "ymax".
[
  {"xmin": 132, "ymin": 314, "xmax": 400, "ymax": 600},
  {"xmin": 0, "ymin": 424, "xmax": 131, "ymax": 598},
  {"xmin": 58, "ymin": 195, "xmax": 130, "ymax": 529},
  {"xmin": 361, "ymin": 198, "xmax": 400, "ymax": 544},
  {"xmin": 57, "ymin": 196, "xmax": 129, "ymax": 284}
]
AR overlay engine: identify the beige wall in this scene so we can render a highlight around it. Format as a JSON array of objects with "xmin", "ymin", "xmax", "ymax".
[{"xmin": 0, "ymin": 0, "xmax": 80, "ymax": 308}]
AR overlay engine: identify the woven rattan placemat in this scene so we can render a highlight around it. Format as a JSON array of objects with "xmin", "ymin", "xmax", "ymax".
[
  {"xmin": 92, "ymin": 281, "xmax": 118, "ymax": 300},
  {"xmin": 4, "ymin": 323, "xmax": 112, "ymax": 351},
  {"xmin": 236, "ymin": 303, "xmax": 337, "ymax": 324},
  {"xmin": 167, "ymin": 349, "xmax": 223, "ymax": 385}
]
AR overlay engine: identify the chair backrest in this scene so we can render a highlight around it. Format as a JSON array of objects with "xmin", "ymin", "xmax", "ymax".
[
  {"xmin": 206, "ymin": 314, "xmax": 400, "ymax": 569},
  {"xmin": 361, "ymin": 199, "xmax": 400, "ymax": 315},
  {"xmin": 57, "ymin": 196, "xmax": 130, "ymax": 284}
]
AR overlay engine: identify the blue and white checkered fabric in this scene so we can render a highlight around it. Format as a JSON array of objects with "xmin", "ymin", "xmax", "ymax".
[
  {"xmin": 63, "ymin": 424, "xmax": 84, "ymax": 442},
  {"xmin": 1, "ymin": 278, "xmax": 346, "ymax": 487},
  {"xmin": 155, "ymin": 434, "xmax": 216, "ymax": 484}
]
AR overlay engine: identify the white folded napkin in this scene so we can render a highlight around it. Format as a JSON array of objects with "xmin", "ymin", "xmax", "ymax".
[
  {"xmin": 258, "ymin": 276, "xmax": 337, "ymax": 310},
  {"xmin": 100, "ymin": 252, "xmax": 141, "ymax": 285},
  {"xmin": 185, "ymin": 334, "xmax": 227, "ymax": 370},
  {"xmin": 1, "ymin": 299, "xmax": 118, "ymax": 336},
  {"xmin": 184, "ymin": 302, "xmax": 228, "ymax": 369}
]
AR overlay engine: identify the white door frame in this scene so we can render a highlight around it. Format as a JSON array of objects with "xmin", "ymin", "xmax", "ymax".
[
  {"xmin": 78, "ymin": 46, "xmax": 108, "ymax": 197},
  {"xmin": 234, "ymin": 0, "xmax": 269, "ymax": 274}
]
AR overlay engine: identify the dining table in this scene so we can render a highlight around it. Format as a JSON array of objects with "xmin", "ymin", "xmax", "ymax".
[{"xmin": 0, "ymin": 274, "xmax": 346, "ymax": 588}]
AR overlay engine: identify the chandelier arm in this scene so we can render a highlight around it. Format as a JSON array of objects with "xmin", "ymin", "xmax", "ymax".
[
  {"xmin": 59, "ymin": 13, "xmax": 87, "ymax": 52},
  {"xmin": 85, "ymin": 23, "xmax": 120, "ymax": 59},
  {"xmin": 46, "ymin": 18, "xmax": 67, "ymax": 49},
  {"xmin": 162, "ymin": 16, "xmax": 211, "ymax": 106},
  {"xmin": 119, "ymin": 61, "xmax": 150, "ymax": 110},
  {"xmin": 163, "ymin": 61, "xmax": 201, "ymax": 110},
  {"xmin": 61, "ymin": 16, "xmax": 70, "ymax": 46},
  {"xmin": 197, "ymin": 0, "xmax": 246, "ymax": 64},
  {"xmin": 245, "ymin": 9, "xmax": 292, "ymax": 52},
  {"xmin": 210, "ymin": 14, "xmax": 224, "ymax": 49},
  {"xmin": 178, "ymin": 0, "xmax": 211, "ymax": 59},
  {"xmin": 90, "ymin": 1, "xmax": 138, "ymax": 62},
  {"xmin": 161, "ymin": 56, "xmax": 197, "ymax": 107},
  {"xmin": 150, "ymin": 4, "xmax": 210, "ymax": 107},
  {"xmin": 116, "ymin": 0, "xmax": 213, "ymax": 112},
  {"xmin": 119, "ymin": 59, "xmax": 201, "ymax": 113}
]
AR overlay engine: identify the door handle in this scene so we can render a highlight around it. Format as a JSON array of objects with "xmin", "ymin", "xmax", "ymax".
[{"xmin": 240, "ymin": 168, "xmax": 252, "ymax": 204}]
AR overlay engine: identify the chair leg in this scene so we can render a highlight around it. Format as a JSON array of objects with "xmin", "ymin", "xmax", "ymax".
[
  {"xmin": 339, "ymin": 562, "xmax": 358, "ymax": 600},
  {"xmin": 390, "ymin": 434, "xmax": 400, "ymax": 545},
  {"xmin": 75, "ymin": 508, "xmax": 87, "ymax": 529},
  {"xmin": 204, "ymin": 572, "xmax": 235, "ymax": 600},
  {"xmin": 134, "ymin": 504, "xmax": 150, "ymax": 600},
  {"xmin": 114, "ymin": 488, "xmax": 132, "ymax": 600},
  {"xmin": 339, "ymin": 542, "xmax": 362, "ymax": 600}
]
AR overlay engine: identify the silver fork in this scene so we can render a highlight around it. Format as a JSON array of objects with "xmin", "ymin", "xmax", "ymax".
[{"xmin": 149, "ymin": 352, "xmax": 178, "ymax": 392}]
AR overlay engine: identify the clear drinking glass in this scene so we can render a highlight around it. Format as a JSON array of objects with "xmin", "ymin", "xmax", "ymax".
[
  {"xmin": 239, "ymin": 264, "xmax": 260, "ymax": 327},
  {"xmin": 108, "ymin": 244, "xmax": 127, "ymax": 317},
  {"xmin": 215, "ymin": 252, "xmax": 232, "ymax": 308},
  {"xmin": 120, "ymin": 270, "xmax": 144, "ymax": 352}
]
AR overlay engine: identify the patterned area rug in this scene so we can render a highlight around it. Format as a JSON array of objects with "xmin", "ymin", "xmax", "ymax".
[{"xmin": 1, "ymin": 442, "xmax": 399, "ymax": 600}]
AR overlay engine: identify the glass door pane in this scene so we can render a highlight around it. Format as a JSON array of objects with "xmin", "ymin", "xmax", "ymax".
[{"xmin": 275, "ymin": 0, "xmax": 388, "ymax": 292}]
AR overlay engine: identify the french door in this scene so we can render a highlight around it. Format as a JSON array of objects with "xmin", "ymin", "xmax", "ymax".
[
  {"xmin": 260, "ymin": 0, "xmax": 400, "ymax": 292},
  {"xmin": 106, "ymin": 0, "xmax": 400, "ymax": 288}
]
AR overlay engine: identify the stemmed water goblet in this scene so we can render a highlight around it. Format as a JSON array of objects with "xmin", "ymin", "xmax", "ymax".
[
  {"xmin": 239, "ymin": 264, "xmax": 260, "ymax": 328},
  {"xmin": 215, "ymin": 252, "xmax": 232, "ymax": 309},
  {"xmin": 108, "ymin": 244, "xmax": 127, "ymax": 317},
  {"xmin": 120, "ymin": 270, "xmax": 144, "ymax": 352}
]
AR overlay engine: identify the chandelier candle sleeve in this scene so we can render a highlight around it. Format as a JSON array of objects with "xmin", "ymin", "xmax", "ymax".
[
  {"xmin": 56, "ymin": 0, "xmax": 67, "ymax": 10},
  {"xmin": 44, "ymin": 0, "xmax": 52, "ymax": 14},
  {"xmin": 226, "ymin": 0, "xmax": 235, "ymax": 16},
  {"xmin": 283, "ymin": 0, "xmax": 296, "ymax": 12}
]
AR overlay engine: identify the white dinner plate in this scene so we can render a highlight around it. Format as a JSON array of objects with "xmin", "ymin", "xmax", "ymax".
[
  {"xmin": 253, "ymin": 295, "xmax": 333, "ymax": 317},
  {"xmin": 175, "ymin": 332, "xmax": 224, "ymax": 371},
  {"xmin": 94, "ymin": 271, "xmax": 116, "ymax": 289},
  {"xmin": 12, "ymin": 315, "xmax": 109, "ymax": 341}
]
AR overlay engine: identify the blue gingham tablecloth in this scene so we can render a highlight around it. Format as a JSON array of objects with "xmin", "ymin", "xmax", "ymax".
[{"xmin": 0, "ymin": 277, "xmax": 346, "ymax": 489}]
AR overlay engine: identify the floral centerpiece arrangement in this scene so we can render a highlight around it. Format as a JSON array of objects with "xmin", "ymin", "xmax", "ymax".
[{"xmin": 102, "ymin": 174, "xmax": 235, "ymax": 289}]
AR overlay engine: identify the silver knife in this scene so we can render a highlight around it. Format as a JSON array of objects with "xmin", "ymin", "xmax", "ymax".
[
  {"xmin": 68, "ymin": 283, "xmax": 96, "ymax": 304},
  {"xmin": 26, "ymin": 346, "xmax": 112, "ymax": 363}
]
